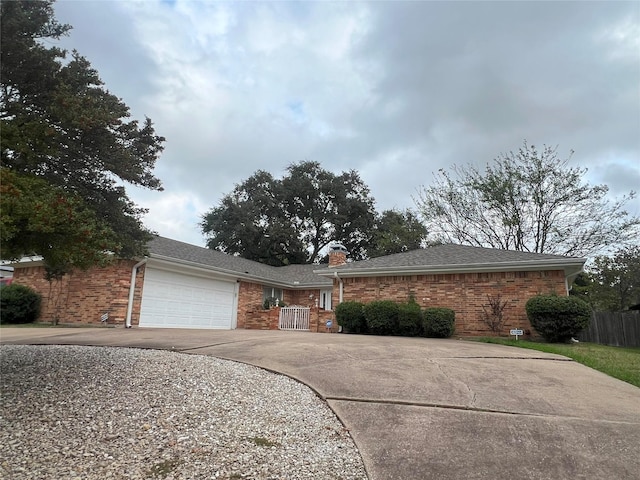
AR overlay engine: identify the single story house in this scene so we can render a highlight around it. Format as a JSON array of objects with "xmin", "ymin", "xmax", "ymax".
[
  {"xmin": 317, "ymin": 244, "xmax": 585, "ymax": 336},
  {"xmin": 9, "ymin": 236, "xmax": 585, "ymax": 336}
]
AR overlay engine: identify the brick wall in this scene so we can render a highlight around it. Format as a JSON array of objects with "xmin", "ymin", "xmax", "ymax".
[
  {"xmin": 17, "ymin": 261, "xmax": 543, "ymax": 336},
  {"xmin": 237, "ymin": 281, "xmax": 262, "ymax": 328},
  {"xmin": 334, "ymin": 270, "xmax": 567, "ymax": 336},
  {"xmin": 12, "ymin": 260, "xmax": 144, "ymax": 326},
  {"xmin": 286, "ymin": 289, "xmax": 320, "ymax": 308},
  {"xmin": 243, "ymin": 307, "xmax": 337, "ymax": 332},
  {"xmin": 242, "ymin": 308, "xmax": 281, "ymax": 330},
  {"xmin": 312, "ymin": 307, "xmax": 338, "ymax": 333}
]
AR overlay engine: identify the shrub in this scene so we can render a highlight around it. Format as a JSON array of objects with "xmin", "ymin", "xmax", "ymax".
[
  {"xmin": 364, "ymin": 300, "xmax": 399, "ymax": 335},
  {"xmin": 423, "ymin": 307, "xmax": 455, "ymax": 338},
  {"xmin": 0, "ymin": 284, "xmax": 42, "ymax": 324},
  {"xmin": 335, "ymin": 301, "xmax": 367, "ymax": 333},
  {"xmin": 398, "ymin": 300, "xmax": 423, "ymax": 337},
  {"xmin": 525, "ymin": 294, "xmax": 591, "ymax": 343},
  {"xmin": 480, "ymin": 293, "xmax": 508, "ymax": 334}
]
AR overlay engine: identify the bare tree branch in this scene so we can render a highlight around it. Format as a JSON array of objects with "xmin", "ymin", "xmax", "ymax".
[{"xmin": 414, "ymin": 141, "xmax": 639, "ymax": 257}]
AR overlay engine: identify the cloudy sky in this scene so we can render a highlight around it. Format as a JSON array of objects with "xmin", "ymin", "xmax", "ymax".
[{"xmin": 52, "ymin": 0, "xmax": 639, "ymax": 247}]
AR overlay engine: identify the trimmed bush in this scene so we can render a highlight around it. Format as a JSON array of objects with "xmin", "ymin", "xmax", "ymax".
[
  {"xmin": 423, "ymin": 307, "xmax": 455, "ymax": 338},
  {"xmin": 0, "ymin": 284, "xmax": 42, "ymax": 324},
  {"xmin": 335, "ymin": 301, "xmax": 367, "ymax": 333},
  {"xmin": 398, "ymin": 300, "xmax": 423, "ymax": 337},
  {"xmin": 364, "ymin": 300, "xmax": 399, "ymax": 335},
  {"xmin": 525, "ymin": 294, "xmax": 591, "ymax": 343}
]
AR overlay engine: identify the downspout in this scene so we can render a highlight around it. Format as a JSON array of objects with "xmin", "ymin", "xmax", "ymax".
[
  {"xmin": 565, "ymin": 267, "xmax": 585, "ymax": 295},
  {"xmin": 125, "ymin": 257, "xmax": 147, "ymax": 328},
  {"xmin": 334, "ymin": 270, "xmax": 343, "ymax": 304}
]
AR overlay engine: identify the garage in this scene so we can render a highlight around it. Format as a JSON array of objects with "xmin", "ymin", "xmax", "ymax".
[{"xmin": 139, "ymin": 266, "xmax": 237, "ymax": 329}]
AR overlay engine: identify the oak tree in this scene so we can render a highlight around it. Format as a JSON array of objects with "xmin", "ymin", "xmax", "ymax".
[
  {"xmin": 201, "ymin": 161, "xmax": 376, "ymax": 265},
  {"xmin": 368, "ymin": 209, "xmax": 428, "ymax": 258}
]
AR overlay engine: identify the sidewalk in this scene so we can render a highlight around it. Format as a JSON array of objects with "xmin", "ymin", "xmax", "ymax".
[{"xmin": 2, "ymin": 327, "xmax": 639, "ymax": 479}]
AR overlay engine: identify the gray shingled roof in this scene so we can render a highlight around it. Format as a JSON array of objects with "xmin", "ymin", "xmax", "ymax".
[
  {"xmin": 147, "ymin": 236, "xmax": 331, "ymax": 287},
  {"xmin": 148, "ymin": 237, "xmax": 585, "ymax": 286},
  {"xmin": 314, "ymin": 243, "xmax": 585, "ymax": 276}
]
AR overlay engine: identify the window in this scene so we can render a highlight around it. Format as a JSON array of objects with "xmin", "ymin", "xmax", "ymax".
[
  {"xmin": 320, "ymin": 289, "xmax": 332, "ymax": 310},
  {"xmin": 263, "ymin": 286, "xmax": 283, "ymax": 304}
]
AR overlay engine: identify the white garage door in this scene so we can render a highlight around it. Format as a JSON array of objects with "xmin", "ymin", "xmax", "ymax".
[{"xmin": 139, "ymin": 267, "xmax": 236, "ymax": 329}]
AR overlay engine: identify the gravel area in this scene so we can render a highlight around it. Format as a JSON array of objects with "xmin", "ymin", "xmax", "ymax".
[{"xmin": 0, "ymin": 345, "xmax": 367, "ymax": 480}]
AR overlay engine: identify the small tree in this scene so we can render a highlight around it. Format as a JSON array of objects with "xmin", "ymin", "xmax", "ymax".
[{"xmin": 480, "ymin": 294, "xmax": 508, "ymax": 334}]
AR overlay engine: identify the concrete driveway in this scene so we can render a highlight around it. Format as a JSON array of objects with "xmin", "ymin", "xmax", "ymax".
[{"xmin": 1, "ymin": 327, "xmax": 639, "ymax": 480}]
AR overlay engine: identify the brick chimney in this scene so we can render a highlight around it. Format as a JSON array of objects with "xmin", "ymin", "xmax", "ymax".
[{"xmin": 328, "ymin": 243, "xmax": 348, "ymax": 267}]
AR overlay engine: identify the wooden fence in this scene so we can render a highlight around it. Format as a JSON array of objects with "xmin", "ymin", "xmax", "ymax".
[{"xmin": 578, "ymin": 311, "xmax": 640, "ymax": 348}]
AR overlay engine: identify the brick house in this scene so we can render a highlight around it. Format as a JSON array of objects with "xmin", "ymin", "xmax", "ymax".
[
  {"xmin": 9, "ymin": 236, "xmax": 585, "ymax": 336},
  {"xmin": 315, "ymin": 244, "xmax": 585, "ymax": 336}
]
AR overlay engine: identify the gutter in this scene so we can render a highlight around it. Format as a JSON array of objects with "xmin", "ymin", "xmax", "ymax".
[
  {"xmin": 125, "ymin": 257, "xmax": 147, "ymax": 328},
  {"xmin": 565, "ymin": 266, "xmax": 585, "ymax": 294},
  {"xmin": 314, "ymin": 259, "xmax": 586, "ymax": 278}
]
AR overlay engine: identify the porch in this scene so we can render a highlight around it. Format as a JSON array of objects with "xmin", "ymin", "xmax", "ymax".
[{"xmin": 240, "ymin": 306, "xmax": 338, "ymax": 333}]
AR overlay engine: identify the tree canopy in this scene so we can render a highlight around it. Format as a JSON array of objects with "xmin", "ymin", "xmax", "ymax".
[
  {"xmin": 588, "ymin": 247, "xmax": 640, "ymax": 311},
  {"xmin": 201, "ymin": 161, "xmax": 378, "ymax": 265},
  {"xmin": 0, "ymin": 169, "xmax": 115, "ymax": 279},
  {"xmin": 414, "ymin": 141, "xmax": 639, "ymax": 258},
  {"xmin": 0, "ymin": 0, "xmax": 164, "ymax": 276},
  {"xmin": 368, "ymin": 209, "xmax": 428, "ymax": 258}
]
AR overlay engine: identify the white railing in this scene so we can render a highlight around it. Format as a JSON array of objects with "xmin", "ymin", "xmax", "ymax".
[{"xmin": 279, "ymin": 306, "xmax": 310, "ymax": 331}]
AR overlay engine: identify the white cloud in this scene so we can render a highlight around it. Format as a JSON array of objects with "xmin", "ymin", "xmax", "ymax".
[
  {"xmin": 131, "ymin": 188, "xmax": 209, "ymax": 246},
  {"xmin": 51, "ymin": 0, "xmax": 640, "ymax": 250}
]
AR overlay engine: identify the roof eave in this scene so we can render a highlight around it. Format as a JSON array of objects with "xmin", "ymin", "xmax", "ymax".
[
  {"xmin": 150, "ymin": 254, "xmax": 329, "ymax": 289},
  {"xmin": 314, "ymin": 259, "xmax": 587, "ymax": 278},
  {"xmin": 5, "ymin": 256, "xmax": 45, "ymax": 268}
]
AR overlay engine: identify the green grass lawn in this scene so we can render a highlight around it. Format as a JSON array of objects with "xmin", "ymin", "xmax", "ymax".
[{"xmin": 473, "ymin": 337, "xmax": 640, "ymax": 388}]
